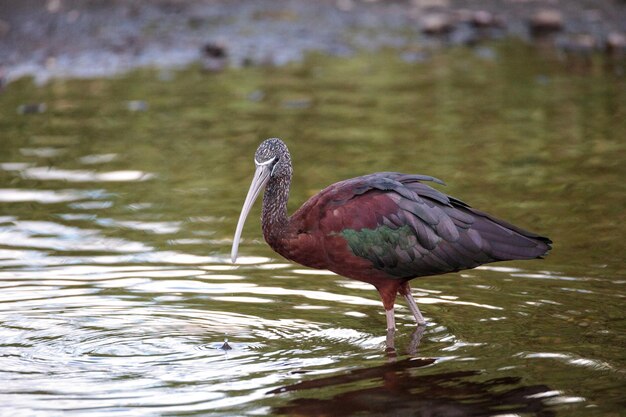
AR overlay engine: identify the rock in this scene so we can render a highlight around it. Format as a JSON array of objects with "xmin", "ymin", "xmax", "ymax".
[
  {"xmin": 203, "ymin": 42, "xmax": 227, "ymax": 59},
  {"xmin": 606, "ymin": 32, "xmax": 626, "ymax": 56},
  {"xmin": 421, "ymin": 13, "xmax": 453, "ymax": 35},
  {"xmin": 201, "ymin": 42, "xmax": 228, "ymax": 72},
  {"xmin": 471, "ymin": 10, "xmax": 500, "ymax": 28},
  {"xmin": 451, "ymin": 9, "xmax": 503, "ymax": 44},
  {"xmin": 529, "ymin": 10, "xmax": 563, "ymax": 37}
]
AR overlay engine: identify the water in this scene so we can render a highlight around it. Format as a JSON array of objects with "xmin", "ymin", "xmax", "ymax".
[{"xmin": 0, "ymin": 41, "xmax": 624, "ymax": 416}]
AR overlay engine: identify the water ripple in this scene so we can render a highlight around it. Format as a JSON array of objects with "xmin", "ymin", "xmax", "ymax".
[
  {"xmin": 0, "ymin": 294, "xmax": 344, "ymax": 413},
  {"xmin": 0, "ymin": 189, "xmax": 91, "ymax": 203},
  {"xmin": 20, "ymin": 167, "xmax": 155, "ymax": 182},
  {"xmin": 0, "ymin": 221, "xmax": 151, "ymax": 252}
]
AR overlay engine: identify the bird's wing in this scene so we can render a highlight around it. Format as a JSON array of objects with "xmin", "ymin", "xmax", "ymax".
[{"xmin": 316, "ymin": 172, "xmax": 551, "ymax": 279}]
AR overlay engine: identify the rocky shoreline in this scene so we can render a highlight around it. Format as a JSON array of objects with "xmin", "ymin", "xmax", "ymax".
[{"xmin": 1, "ymin": 0, "xmax": 625, "ymax": 85}]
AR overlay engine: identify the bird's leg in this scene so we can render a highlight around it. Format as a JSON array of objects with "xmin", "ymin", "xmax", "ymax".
[
  {"xmin": 377, "ymin": 284, "xmax": 399, "ymax": 331},
  {"xmin": 385, "ymin": 326, "xmax": 396, "ymax": 354},
  {"xmin": 385, "ymin": 308, "xmax": 396, "ymax": 331},
  {"xmin": 399, "ymin": 283, "xmax": 426, "ymax": 326},
  {"xmin": 405, "ymin": 294, "xmax": 426, "ymax": 326}
]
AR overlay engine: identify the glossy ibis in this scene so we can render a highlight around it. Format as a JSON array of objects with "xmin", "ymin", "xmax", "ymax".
[{"xmin": 231, "ymin": 138, "xmax": 552, "ymax": 331}]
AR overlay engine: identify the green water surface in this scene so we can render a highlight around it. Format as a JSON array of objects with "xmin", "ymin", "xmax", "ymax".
[{"xmin": 0, "ymin": 41, "xmax": 624, "ymax": 416}]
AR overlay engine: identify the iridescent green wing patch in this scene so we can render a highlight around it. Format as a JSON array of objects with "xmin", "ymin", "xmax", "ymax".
[{"xmin": 341, "ymin": 225, "xmax": 422, "ymax": 278}]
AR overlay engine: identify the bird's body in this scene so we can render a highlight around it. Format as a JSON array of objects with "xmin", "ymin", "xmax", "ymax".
[{"xmin": 232, "ymin": 138, "xmax": 552, "ymax": 331}]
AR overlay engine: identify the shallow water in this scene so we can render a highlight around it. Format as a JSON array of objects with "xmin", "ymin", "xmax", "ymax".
[{"xmin": 0, "ymin": 41, "xmax": 624, "ymax": 416}]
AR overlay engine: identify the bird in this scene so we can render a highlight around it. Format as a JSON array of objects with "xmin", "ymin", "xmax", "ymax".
[{"xmin": 231, "ymin": 138, "xmax": 552, "ymax": 331}]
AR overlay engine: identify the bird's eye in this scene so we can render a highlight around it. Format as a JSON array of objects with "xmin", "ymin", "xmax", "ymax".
[{"xmin": 270, "ymin": 157, "xmax": 280, "ymax": 176}]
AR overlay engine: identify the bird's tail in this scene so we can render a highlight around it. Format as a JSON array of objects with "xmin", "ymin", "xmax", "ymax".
[{"xmin": 465, "ymin": 207, "xmax": 552, "ymax": 261}]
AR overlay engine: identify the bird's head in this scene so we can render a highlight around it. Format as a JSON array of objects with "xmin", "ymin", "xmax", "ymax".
[
  {"xmin": 254, "ymin": 138, "xmax": 292, "ymax": 179},
  {"xmin": 231, "ymin": 138, "xmax": 292, "ymax": 263}
]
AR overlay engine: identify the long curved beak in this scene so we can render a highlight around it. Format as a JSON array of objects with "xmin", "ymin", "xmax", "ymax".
[{"xmin": 231, "ymin": 163, "xmax": 272, "ymax": 263}]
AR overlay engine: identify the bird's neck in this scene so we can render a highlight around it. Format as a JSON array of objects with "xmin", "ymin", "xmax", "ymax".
[{"xmin": 261, "ymin": 174, "xmax": 291, "ymax": 248}]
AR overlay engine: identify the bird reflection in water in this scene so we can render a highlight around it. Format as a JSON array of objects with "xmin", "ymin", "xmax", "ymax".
[
  {"xmin": 386, "ymin": 326, "xmax": 425, "ymax": 356},
  {"xmin": 270, "ymin": 353, "xmax": 556, "ymax": 416}
]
